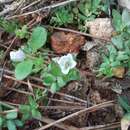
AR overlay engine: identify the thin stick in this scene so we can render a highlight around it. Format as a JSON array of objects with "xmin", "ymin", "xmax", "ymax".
[
  {"xmin": 2, "ymin": 101, "xmax": 119, "ymax": 130},
  {"xmin": 2, "ymin": 101, "xmax": 19, "ymax": 107},
  {"xmin": 39, "ymin": 117, "xmax": 79, "ymax": 130},
  {"xmin": 2, "ymin": 37, "xmax": 16, "ymax": 63},
  {"xmin": 0, "ymin": 101, "xmax": 15, "ymax": 109},
  {"xmin": 80, "ymin": 122, "xmax": 120, "ymax": 130},
  {"xmin": 0, "ymin": 1, "xmax": 23, "ymax": 16},
  {"xmin": 4, "ymin": 100, "xmax": 85, "ymax": 110},
  {"xmin": 35, "ymin": 101, "xmax": 114, "ymax": 130},
  {"xmin": 3, "ymin": 74, "xmax": 88, "ymax": 104},
  {"xmin": 3, "ymin": 86, "xmax": 33, "ymax": 96},
  {"xmin": 7, "ymin": 0, "xmax": 78, "ymax": 19},
  {"xmin": 0, "ymin": 109, "xmax": 18, "ymax": 114},
  {"xmin": 21, "ymin": 0, "xmax": 42, "ymax": 11},
  {"xmin": 39, "ymin": 106, "xmax": 85, "ymax": 110},
  {"xmin": 52, "ymin": 26, "xmax": 110, "ymax": 42},
  {"xmin": 0, "ymin": 0, "xmax": 13, "ymax": 4},
  {"xmin": 49, "ymin": 98, "xmax": 84, "ymax": 106},
  {"xmin": 3, "ymin": 86, "xmax": 84, "ymax": 106}
]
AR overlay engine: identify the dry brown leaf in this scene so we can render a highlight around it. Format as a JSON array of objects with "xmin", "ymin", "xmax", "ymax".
[
  {"xmin": 51, "ymin": 31, "xmax": 85, "ymax": 54},
  {"xmin": 112, "ymin": 67, "xmax": 125, "ymax": 78}
]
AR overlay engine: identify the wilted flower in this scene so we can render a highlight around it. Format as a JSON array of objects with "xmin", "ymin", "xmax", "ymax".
[
  {"xmin": 53, "ymin": 54, "xmax": 77, "ymax": 75},
  {"xmin": 10, "ymin": 49, "xmax": 25, "ymax": 62}
]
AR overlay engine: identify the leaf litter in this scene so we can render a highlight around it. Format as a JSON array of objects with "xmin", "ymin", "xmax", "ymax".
[{"xmin": 0, "ymin": 0, "xmax": 130, "ymax": 130}]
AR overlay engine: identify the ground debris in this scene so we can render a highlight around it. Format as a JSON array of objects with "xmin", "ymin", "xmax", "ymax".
[
  {"xmin": 118, "ymin": 0, "xmax": 130, "ymax": 10},
  {"xmin": 51, "ymin": 31, "xmax": 85, "ymax": 54},
  {"xmin": 86, "ymin": 18, "xmax": 114, "ymax": 41}
]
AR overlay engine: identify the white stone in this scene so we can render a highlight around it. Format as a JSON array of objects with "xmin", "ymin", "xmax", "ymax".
[
  {"xmin": 118, "ymin": 0, "xmax": 130, "ymax": 10},
  {"xmin": 86, "ymin": 18, "xmax": 114, "ymax": 41}
]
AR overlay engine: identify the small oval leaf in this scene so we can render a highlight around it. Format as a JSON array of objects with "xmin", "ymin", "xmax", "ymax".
[
  {"xmin": 15, "ymin": 60, "xmax": 33, "ymax": 80},
  {"xmin": 7, "ymin": 120, "xmax": 16, "ymax": 130},
  {"xmin": 28, "ymin": 26, "xmax": 47, "ymax": 52},
  {"xmin": 6, "ymin": 111, "xmax": 18, "ymax": 119}
]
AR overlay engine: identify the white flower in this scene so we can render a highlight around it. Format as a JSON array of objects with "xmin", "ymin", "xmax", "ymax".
[
  {"xmin": 53, "ymin": 54, "xmax": 77, "ymax": 75},
  {"xmin": 10, "ymin": 49, "xmax": 25, "ymax": 62}
]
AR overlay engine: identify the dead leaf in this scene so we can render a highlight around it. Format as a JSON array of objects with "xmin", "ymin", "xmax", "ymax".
[
  {"xmin": 112, "ymin": 67, "xmax": 125, "ymax": 78},
  {"xmin": 51, "ymin": 31, "xmax": 85, "ymax": 54},
  {"xmin": 27, "ymin": 79, "xmax": 33, "ymax": 93}
]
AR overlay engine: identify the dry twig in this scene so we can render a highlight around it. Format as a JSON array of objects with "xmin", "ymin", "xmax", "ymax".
[
  {"xmin": 0, "ymin": 1, "xmax": 23, "ymax": 16},
  {"xmin": 35, "ymin": 101, "xmax": 114, "ymax": 130},
  {"xmin": 7, "ymin": 0, "xmax": 78, "ymax": 19}
]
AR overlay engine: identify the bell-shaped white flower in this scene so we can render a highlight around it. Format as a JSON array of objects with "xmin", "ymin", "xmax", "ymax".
[
  {"xmin": 10, "ymin": 49, "xmax": 25, "ymax": 62},
  {"xmin": 53, "ymin": 54, "xmax": 77, "ymax": 75}
]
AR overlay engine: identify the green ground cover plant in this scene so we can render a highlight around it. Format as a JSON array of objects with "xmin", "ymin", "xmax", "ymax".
[
  {"xmin": 99, "ymin": 9, "xmax": 130, "ymax": 77},
  {"xmin": 50, "ymin": 0, "xmax": 113, "ymax": 31}
]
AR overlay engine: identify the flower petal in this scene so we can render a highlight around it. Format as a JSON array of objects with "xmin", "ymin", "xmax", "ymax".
[
  {"xmin": 70, "ymin": 59, "xmax": 77, "ymax": 69},
  {"xmin": 61, "ymin": 66, "xmax": 70, "ymax": 75},
  {"xmin": 10, "ymin": 49, "xmax": 25, "ymax": 62},
  {"xmin": 52, "ymin": 53, "xmax": 77, "ymax": 75}
]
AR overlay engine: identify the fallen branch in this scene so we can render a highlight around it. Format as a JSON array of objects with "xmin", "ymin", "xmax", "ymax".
[
  {"xmin": 2, "ymin": 100, "xmax": 119, "ymax": 130},
  {"xmin": 34, "ymin": 100, "xmax": 115, "ymax": 130},
  {"xmin": 21, "ymin": 0, "xmax": 43, "ymax": 11},
  {"xmin": 40, "ymin": 117, "xmax": 79, "ymax": 130},
  {"xmin": 0, "ymin": 1, "xmax": 23, "ymax": 16},
  {"xmin": 3, "ymin": 73, "xmax": 88, "ymax": 104},
  {"xmin": 6, "ymin": 0, "xmax": 78, "ymax": 19},
  {"xmin": 0, "ymin": 0, "xmax": 13, "ymax": 4},
  {"xmin": 52, "ymin": 26, "xmax": 110, "ymax": 42}
]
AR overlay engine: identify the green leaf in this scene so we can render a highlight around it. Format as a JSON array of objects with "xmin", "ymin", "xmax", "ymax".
[
  {"xmin": 57, "ymin": 77, "xmax": 66, "ymax": 88},
  {"xmin": 22, "ymin": 113, "xmax": 31, "ymax": 121},
  {"xmin": 32, "ymin": 109, "xmax": 42, "ymax": 119},
  {"xmin": 7, "ymin": 120, "xmax": 16, "ymax": 130},
  {"xmin": 50, "ymin": 62, "xmax": 62, "ymax": 76},
  {"xmin": 14, "ymin": 119, "xmax": 24, "ymax": 127},
  {"xmin": 28, "ymin": 26, "xmax": 47, "ymax": 52},
  {"xmin": 15, "ymin": 60, "xmax": 33, "ymax": 80},
  {"xmin": 50, "ymin": 8, "xmax": 73, "ymax": 26},
  {"xmin": 117, "ymin": 51, "xmax": 129, "ymax": 61},
  {"xmin": 0, "ymin": 116, "xmax": 3, "ymax": 126},
  {"xmin": 111, "ymin": 61, "xmax": 121, "ymax": 67},
  {"xmin": 91, "ymin": 0, "xmax": 101, "ymax": 10},
  {"xmin": 28, "ymin": 96, "xmax": 38, "ymax": 109},
  {"xmin": 99, "ymin": 64, "xmax": 113, "ymax": 77},
  {"xmin": 50, "ymin": 83, "xmax": 59, "ymax": 93},
  {"xmin": 19, "ymin": 105, "xmax": 30, "ymax": 113},
  {"xmin": 33, "ymin": 57, "xmax": 44, "ymax": 73},
  {"xmin": 112, "ymin": 35, "xmax": 123, "ymax": 49},
  {"xmin": 6, "ymin": 111, "xmax": 18, "ymax": 119},
  {"xmin": 15, "ymin": 25, "xmax": 28, "ymax": 39},
  {"xmin": 43, "ymin": 73, "xmax": 56, "ymax": 86},
  {"xmin": 122, "ymin": 9, "xmax": 130, "ymax": 27},
  {"xmin": 118, "ymin": 96, "xmax": 130, "ymax": 113},
  {"xmin": 107, "ymin": 45, "xmax": 117, "ymax": 56},
  {"xmin": 112, "ymin": 9, "xmax": 122, "ymax": 31},
  {"xmin": 66, "ymin": 69, "xmax": 80, "ymax": 81},
  {"xmin": 0, "ymin": 18, "xmax": 18, "ymax": 33}
]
